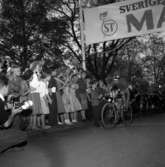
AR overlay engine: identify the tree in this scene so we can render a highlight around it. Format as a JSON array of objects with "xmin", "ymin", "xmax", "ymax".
[
  {"xmin": 0, "ymin": 0, "xmax": 132, "ymax": 75},
  {"xmin": 140, "ymin": 34, "xmax": 165, "ymax": 85},
  {"xmin": 0, "ymin": 0, "xmax": 68, "ymax": 69},
  {"xmin": 54, "ymin": 0, "xmax": 132, "ymax": 81},
  {"xmin": 86, "ymin": 38, "xmax": 132, "ymax": 81},
  {"xmin": 117, "ymin": 38, "xmax": 144, "ymax": 81}
]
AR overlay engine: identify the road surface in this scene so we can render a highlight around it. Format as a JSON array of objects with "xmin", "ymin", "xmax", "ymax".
[{"xmin": 1, "ymin": 114, "xmax": 165, "ymax": 167}]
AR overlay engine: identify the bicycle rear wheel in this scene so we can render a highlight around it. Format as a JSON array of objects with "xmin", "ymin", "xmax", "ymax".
[
  {"xmin": 122, "ymin": 105, "xmax": 133, "ymax": 126},
  {"xmin": 101, "ymin": 103, "xmax": 117, "ymax": 128}
]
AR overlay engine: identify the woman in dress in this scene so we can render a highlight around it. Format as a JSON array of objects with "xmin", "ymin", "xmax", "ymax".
[
  {"xmin": 62, "ymin": 85, "xmax": 72, "ymax": 124},
  {"xmin": 38, "ymin": 73, "xmax": 51, "ymax": 129},
  {"xmin": 29, "ymin": 61, "xmax": 42, "ymax": 130},
  {"xmin": 55, "ymin": 73, "xmax": 67, "ymax": 125},
  {"xmin": 76, "ymin": 71, "xmax": 88, "ymax": 121},
  {"xmin": 69, "ymin": 74, "xmax": 82, "ymax": 122}
]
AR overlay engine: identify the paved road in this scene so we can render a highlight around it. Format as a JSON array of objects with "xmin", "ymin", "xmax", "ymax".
[{"xmin": 1, "ymin": 114, "xmax": 165, "ymax": 167}]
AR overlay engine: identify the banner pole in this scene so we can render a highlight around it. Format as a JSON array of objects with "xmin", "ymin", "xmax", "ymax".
[{"xmin": 79, "ymin": 0, "xmax": 86, "ymax": 71}]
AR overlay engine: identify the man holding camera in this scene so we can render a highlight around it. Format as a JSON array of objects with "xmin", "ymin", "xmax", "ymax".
[{"xmin": 0, "ymin": 74, "xmax": 27, "ymax": 153}]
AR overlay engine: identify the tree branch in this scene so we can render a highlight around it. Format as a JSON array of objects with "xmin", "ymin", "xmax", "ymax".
[{"xmin": 62, "ymin": 43, "xmax": 81, "ymax": 62}]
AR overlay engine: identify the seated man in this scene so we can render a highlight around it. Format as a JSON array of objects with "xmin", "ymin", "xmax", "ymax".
[{"xmin": 0, "ymin": 74, "xmax": 27, "ymax": 153}]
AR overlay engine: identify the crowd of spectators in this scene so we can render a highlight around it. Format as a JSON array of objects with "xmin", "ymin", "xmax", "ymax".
[
  {"xmin": 0, "ymin": 60, "xmax": 118, "ymax": 132},
  {"xmin": 1, "ymin": 59, "xmax": 163, "ymax": 152},
  {"xmin": 2, "ymin": 58, "xmax": 162, "ymax": 133}
]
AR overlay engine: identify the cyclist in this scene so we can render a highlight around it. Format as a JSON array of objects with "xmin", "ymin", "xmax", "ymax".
[
  {"xmin": 111, "ymin": 76, "xmax": 130, "ymax": 111},
  {"xmin": 100, "ymin": 76, "xmax": 132, "ymax": 128}
]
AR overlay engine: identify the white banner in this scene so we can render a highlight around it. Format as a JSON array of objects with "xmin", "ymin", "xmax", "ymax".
[
  {"xmin": 81, "ymin": 0, "xmax": 98, "ymax": 7},
  {"xmin": 83, "ymin": 0, "xmax": 165, "ymax": 45}
]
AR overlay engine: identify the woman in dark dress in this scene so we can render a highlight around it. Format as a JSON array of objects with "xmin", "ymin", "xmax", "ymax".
[{"xmin": 48, "ymin": 70, "xmax": 58, "ymax": 126}]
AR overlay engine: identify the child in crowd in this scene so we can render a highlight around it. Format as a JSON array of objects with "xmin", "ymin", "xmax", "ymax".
[
  {"xmin": 29, "ymin": 61, "xmax": 42, "ymax": 130},
  {"xmin": 38, "ymin": 73, "xmax": 52, "ymax": 129},
  {"xmin": 69, "ymin": 74, "xmax": 82, "ymax": 122},
  {"xmin": 90, "ymin": 81, "xmax": 103, "ymax": 127},
  {"xmin": 76, "ymin": 70, "xmax": 88, "ymax": 121},
  {"xmin": 55, "ymin": 72, "xmax": 67, "ymax": 125},
  {"xmin": 20, "ymin": 69, "xmax": 33, "ymax": 130}
]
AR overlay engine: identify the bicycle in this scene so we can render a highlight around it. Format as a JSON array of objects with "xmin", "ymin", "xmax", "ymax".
[{"xmin": 100, "ymin": 95, "xmax": 133, "ymax": 128}]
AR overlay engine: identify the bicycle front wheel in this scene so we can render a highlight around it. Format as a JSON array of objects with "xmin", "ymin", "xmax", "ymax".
[{"xmin": 101, "ymin": 103, "xmax": 117, "ymax": 128}]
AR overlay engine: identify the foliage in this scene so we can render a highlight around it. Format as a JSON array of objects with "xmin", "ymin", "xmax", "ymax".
[
  {"xmin": 86, "ymin": 38, "xmax": 132, "ymax": 80},
  {"xmin": 1, "ymin": 0, "xmax": 163, "ymax": 87},
  {"xmin": 117, "ymin": 38, "xmax": 144, "ymax": 81},
  {"xmin": 140, "ymin": 34, "xmax": 165, "ymax": 85},
  {"xmin": 116, "ymin": 34, "xmax": 165, "ymax": 87},
  {"xmin": 0, "ymin": 0, "xmax": 133, "ymax": 78},
  {"xmin": 52, "ymin": 0, "xmax": 132, "ymax": 81},
  {"xmin": 0, "ymin": 0, "xmax": 68, "ymax": 69}
]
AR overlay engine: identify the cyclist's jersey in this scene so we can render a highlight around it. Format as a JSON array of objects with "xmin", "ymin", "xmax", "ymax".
[
  {"xmin": 111, "ymin": 84, "xmax": 130, "ymax": 106},
  {"xmin": 116, "ymin": 90, "xmax": 123, "ymax": 99},
  {"xmin": 110, "ymin": 89, "xmax": 123, "ymax": 102}
]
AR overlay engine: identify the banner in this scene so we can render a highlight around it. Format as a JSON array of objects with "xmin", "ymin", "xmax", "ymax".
[
  {"xmin": 83, "ymin": 0, "xmax": 165, "ymax": 45},
  {"xmin": 81, "ymin": 0, "xmax": 98, "ymax": 7}
]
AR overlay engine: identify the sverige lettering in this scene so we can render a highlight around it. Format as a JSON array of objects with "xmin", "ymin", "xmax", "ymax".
[{"xmin": 119, "ymin": 0, "xmax": 163, "ymax": 14}]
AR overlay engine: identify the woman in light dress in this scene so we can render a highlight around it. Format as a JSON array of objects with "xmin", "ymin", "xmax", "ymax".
[
  {"xmin": 60, "ymin": 69, "xmax": 81, "ymax": 124},
  {"xmin": 69, "ymin": 74, "xmax": 82, "ymax": 122},
  {"xmin": 54, "ymin": 71, "xmax": 68, "ymax": 125},
  {"xmin": 62, "ymin": 86, "xmax": 72, "ymax": 124},
  {"xmin": 38, "ymin": 74, "xmax": 52, "ymax": 129},
  {"xmin": 29, "ymin": 61, "xmax": 42, "ymax": 130}
]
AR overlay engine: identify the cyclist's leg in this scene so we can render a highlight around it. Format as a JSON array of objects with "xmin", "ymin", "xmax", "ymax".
[
  {"xmin": 92, "ymin": 105, "xmax": 100, "ymax": 126},
  {"xmin": 123, "ymin": 103, "xmax": 133, "ymax": 125}
]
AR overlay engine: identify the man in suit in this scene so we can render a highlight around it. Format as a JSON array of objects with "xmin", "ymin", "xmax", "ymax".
[
  {"xmin": 0, "ymin": 74, "xmax": 27, "ymax": 153},
  {"xmin": 48, "ymin": 69, "xmax": 58, "ymax": 126},
  {"xmin": 0, "ymin": 73, "xmax": 23, "ymax": 127}
]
